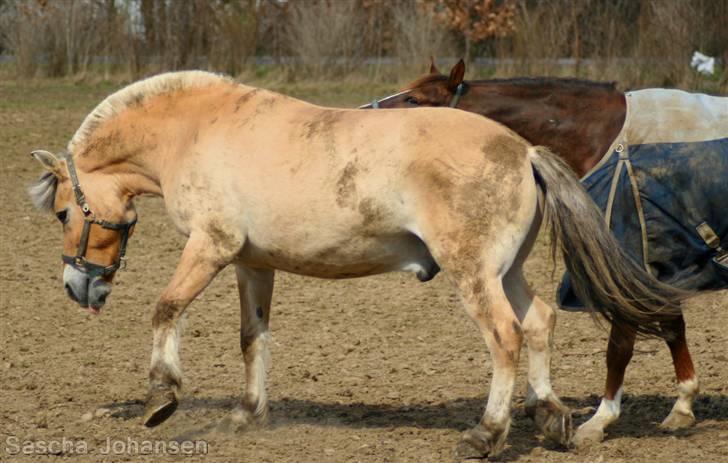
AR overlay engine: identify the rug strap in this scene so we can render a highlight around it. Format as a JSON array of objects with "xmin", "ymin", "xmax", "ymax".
[{"xmin": 604, "ymin": 144, "xmax": 650, "ymax": 273}]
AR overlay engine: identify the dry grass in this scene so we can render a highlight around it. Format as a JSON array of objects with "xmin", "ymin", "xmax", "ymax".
[{"xmin": 0, "ymin": 0, "xmax": 725, "ymax": 93}]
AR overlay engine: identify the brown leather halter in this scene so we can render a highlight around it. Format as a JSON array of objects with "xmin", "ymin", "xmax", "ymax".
[{"xmin": 62, "ymin": 155, "xmax": 137, "ymax": 278}]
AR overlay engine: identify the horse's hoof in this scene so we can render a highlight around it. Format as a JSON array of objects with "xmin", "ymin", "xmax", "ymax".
[
  {"xmin": 143, "ymin": 388, "xmax": 178, "ymax": 427},
  {"xmin": 572, "ymin": 423, "xmax": 605, "ymax": 449},
  {"xmin": 455, "ymin": 424, "xmax": 506, "ymax": 460},
  {"xmin": 216, "ymin": 402, "xmax": 269, "ymax": 433},
  {"xmin": 660, "ymin": 409, "xmax": 695, "ymax": 430},
  {"xmin": 234, "ymin": 406, "xmax": 268, "ymax": 428},
  {"xmin": 533, "ymin": 400, "xmax": 573, "ymax": 447}
]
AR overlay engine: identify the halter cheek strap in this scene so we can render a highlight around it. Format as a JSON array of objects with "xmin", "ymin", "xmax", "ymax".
[
  {"xmin": 449, "ymin": 83, "xmax": 465, "ymax": 108},
  {"xmin": 62, "ymin": 156, "xmax": 136, "ymax": 278}
]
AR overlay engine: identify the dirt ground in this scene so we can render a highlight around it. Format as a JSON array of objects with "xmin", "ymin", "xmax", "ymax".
[{"xmin": 1, "ymin": 79, "xmax": 726, "ymax": 463}]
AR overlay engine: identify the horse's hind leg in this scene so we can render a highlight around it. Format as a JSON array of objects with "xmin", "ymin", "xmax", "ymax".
[
  {"xmin": 505, "ymin": 269, "xmax": 572, "ymax": 447},
  {"xmin": 230, "ymin": 264, "xmax": 274, "ymax": 428},
  {"xmin": 573, "ymin": 324, "xmax": 635, "ymax": 447},
  {"xmin": 574, "ymin": 312, "xmax": 698, "ymax": 447},
  {"xmin": 455, "ymin": 273, "xmax": 524, "ymax": 459},
  {"xmin": 660, "ymin": 313, "xmax": 699, "ymax": 430}
]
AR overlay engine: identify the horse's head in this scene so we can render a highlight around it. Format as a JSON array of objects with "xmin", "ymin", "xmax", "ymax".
[
  {"xmin": 360, "ymin": 58, "xmax": 466, "ymax": 109},
  {"xmin": 29, "ymin": 149, "xmax": 137, "ymax": 313}
]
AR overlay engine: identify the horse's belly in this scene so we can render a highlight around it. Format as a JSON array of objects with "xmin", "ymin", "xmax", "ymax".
[{"xmin": 237, "ymin": 232, "xmax": 438, "ymax": 280}]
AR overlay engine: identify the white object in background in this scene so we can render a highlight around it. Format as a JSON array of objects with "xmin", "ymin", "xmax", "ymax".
[{"xmin": 690, "ymin": 51, "xmax": 715, "ymax": 75}]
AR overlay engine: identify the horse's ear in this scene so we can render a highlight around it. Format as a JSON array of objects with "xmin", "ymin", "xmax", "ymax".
[
  {"xmin": 429, "ymin": 56, "xmax": 441, "ymax": 74},
  {"xmin": 31, "ymin": 150, "xmax": 66, "ymax": 178},
  {"xmin": 447, "ymin": 59, "xmax": 466, "ymax": 92}
]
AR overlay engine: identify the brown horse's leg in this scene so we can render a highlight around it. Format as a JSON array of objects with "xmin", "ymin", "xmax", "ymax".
[
  {"xmin": 660, "ymin": 313, "xmax": 699, "ymax": 430},
  {"xmin": 230, "ymin": 264, "xmax": 275, "ymax": 428},
  {"xmin": 143, "ymin": 233, "xmax": 231, "ymax": 427},
  {"xmin": 573, "ymin": 324, "xmax": 636, "ymax": 447}
]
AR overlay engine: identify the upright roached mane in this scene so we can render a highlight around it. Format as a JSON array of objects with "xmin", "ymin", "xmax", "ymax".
[
  {"xmin": 30, "ymin": 71, "xmax": 234, "ymax": 213},
  {"xmin": 67, "ymin": 71, "xmax": 233, "ymax": 154}
]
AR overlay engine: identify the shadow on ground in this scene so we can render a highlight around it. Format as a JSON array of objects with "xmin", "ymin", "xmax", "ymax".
[{"xmin": 100, "ymin": 392, "xmax": 728, "ymax": 461}]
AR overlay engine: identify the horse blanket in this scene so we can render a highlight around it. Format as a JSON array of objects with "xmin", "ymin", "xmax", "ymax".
[{"xmin": 559, "ymin": 89, "xmax": 728, "ymax": 310}]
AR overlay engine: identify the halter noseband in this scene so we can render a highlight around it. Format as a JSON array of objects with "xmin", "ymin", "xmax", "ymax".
[
  {"xmin": 367, "ymin": 82, "xmax": 465, "ymax": 109},
  {"xmin": 62, "ymin": 155, "xmax": 136, "ymax": 278}
]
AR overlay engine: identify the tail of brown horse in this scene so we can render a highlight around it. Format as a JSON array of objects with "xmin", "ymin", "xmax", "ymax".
[{"xmin": 528, "ymin": 146, "xmax": 686, "ymax": 338}]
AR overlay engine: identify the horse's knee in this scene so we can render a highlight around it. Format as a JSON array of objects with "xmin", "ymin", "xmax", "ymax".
[{"xmin": 153, "ymin": 299, "xmax": 184, "ymax": 328}]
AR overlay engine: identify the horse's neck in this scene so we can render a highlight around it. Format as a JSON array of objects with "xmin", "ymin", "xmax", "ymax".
[
  {"xmin": 70, "ymin": 84, "xmax": 280, "ymax": 198},
  {"xmin": 73, "ymin": 121, "xmax": 166, "ymax": 197},
  {"xmin": 466, "ymin": 84, "xmax": 626, "ymax": 177}
]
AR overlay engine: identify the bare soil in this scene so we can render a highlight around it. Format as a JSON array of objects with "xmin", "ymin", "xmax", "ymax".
[{"xmin": 1, "ymin": 79, "xmax": 726, "ymax": 462}]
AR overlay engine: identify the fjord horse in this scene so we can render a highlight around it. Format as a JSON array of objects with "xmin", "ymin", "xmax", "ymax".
[
  {"xmin": 362, "ymin": 58, "xmax": 724, "ymax": 446},
  {"xmin": 30, "ymin": 71, "xmax": 681, "ymax": 458}
]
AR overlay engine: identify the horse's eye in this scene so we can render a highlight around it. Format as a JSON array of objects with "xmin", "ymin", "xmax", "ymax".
[
  {"xmin": 56, "ymin": 210, "xmax": 68, "ymax": 224},
  {"xmin": 405, "ymin": 96, "xmax": 420, "ymax": 106}
]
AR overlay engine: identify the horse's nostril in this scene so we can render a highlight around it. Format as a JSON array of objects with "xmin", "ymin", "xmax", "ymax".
[{"xmin": 64, "ymin": 283, "xmax": 79, "ymax": 302}]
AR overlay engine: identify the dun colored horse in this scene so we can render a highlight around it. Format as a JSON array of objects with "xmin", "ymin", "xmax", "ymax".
[
  {"xmin": 30, "ymin": 71, "xmax": 681, "ymax": 458},
  {"xmin": 363, "ymin": 58, "xmax": 726, "ymax": 446}
]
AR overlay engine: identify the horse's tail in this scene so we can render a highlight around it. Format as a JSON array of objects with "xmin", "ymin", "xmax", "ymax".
[{"xmin": 528, "ymin": 145, "xmax": 686, "ymax": 338}]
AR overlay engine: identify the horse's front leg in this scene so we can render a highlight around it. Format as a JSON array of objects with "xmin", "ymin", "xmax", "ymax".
[
  {"xmin": 231, "ymin": 264, "xmax": 274, "ymax": 427},
  {"xmin": 143, "ymin": 233, "xmax": 233, "ymax": 427}
]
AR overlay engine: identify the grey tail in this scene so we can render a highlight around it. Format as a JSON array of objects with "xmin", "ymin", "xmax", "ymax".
[{"xmin": 528, "ymin": 146, "xmax": 688, "ymax": 338}]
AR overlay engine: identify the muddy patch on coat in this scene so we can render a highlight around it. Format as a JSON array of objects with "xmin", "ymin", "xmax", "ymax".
[
  {"xmin": 336, "ymin": 162, "xmax": 359, "ymax": 208},
  {"xmin": 233, "ymin": 89, "xmax": 259, "ymax": 113}
]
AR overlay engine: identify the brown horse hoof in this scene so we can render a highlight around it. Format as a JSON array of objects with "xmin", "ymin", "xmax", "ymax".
[
  {"xmin": 143, "ymin": 388, "xmax": 178, "ymax": 427},
  {"xmin": 660, "ymin": 409, "xmax": 695, "ymax": 430}
]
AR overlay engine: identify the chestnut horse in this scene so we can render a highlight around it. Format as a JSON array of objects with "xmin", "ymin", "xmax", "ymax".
[
  {"xmin": 362, "ymin": 59, "xmax": 727, "ymax": 446},
  {"xmin": 30, "ymin": 71, "xmax": 681, "ymax": 458}
]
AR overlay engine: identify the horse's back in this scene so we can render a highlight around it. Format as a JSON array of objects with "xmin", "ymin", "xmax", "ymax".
[
  {"xmin": 561, "ymin": 88, "xmax": 728, "ymax": 308},
  {"xmin": 621, "ymin": 89, "xmax": 727, "ymax": 146}
]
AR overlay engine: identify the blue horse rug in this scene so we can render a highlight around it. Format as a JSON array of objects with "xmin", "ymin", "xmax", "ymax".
[{"xmin": 559, "ymin": 89, "xmax": 728, "ymax": 310}]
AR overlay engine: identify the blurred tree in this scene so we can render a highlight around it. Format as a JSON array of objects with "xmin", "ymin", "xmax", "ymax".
[{"xmin": 424, "ymin": 0, "xmax": 516, "ymax": 62}]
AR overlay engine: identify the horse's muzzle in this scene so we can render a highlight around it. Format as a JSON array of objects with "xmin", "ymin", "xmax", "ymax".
[{"xmin": 63, "ymin": 265, "xmax": 112, "ymax": 312}]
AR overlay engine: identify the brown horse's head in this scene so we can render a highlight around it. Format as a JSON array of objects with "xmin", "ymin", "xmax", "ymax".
[
  {"xmin": 361, "ymin": 58, "xmax": 466, "ymax": 109},
  {"xmin": 29, "ymin": 150, "xmax": 137, "ymax": 313}
]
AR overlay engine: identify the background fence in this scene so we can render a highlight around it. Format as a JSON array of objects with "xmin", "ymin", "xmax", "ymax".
[{"xmin": 0, "ymin": 0, "xmax": 726, "ymax": 92}]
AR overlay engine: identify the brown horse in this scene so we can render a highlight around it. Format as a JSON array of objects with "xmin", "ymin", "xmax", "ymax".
[
  {"xmin": 30, "ymin": 71, "xmax": 682, "ymax": 458},
  {"xmin": 362, "ymin": 59, "xmax": 726, "ymax": 446}
]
